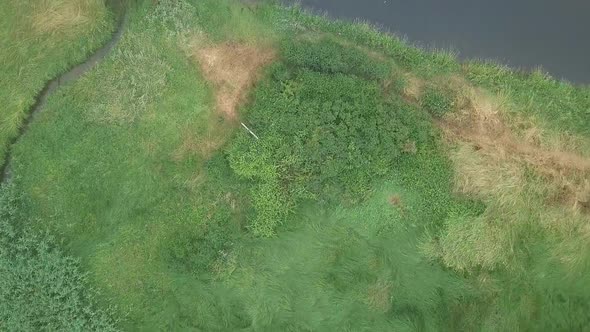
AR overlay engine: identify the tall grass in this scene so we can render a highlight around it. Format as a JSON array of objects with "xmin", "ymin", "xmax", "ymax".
[
  {"xmin": 8, "ymin": 1, "xmax": 255, "ymax": 329},
  {"xmin": 0, "ymin": 184, "xmax": 118, "ymax": 331},
  {"xmin": 223, "ymin": 184, "xmax": 478, "ymax": 331},
  {"xmin": 0, "ymin": 0, "xmax": 114, "ymax": 164},
  {"xmin": 4, "ymin": 0, "xmax": 590, "ymax": 330},
  {"xmin": 465, "ymin": 61, "xmax": 590, "ymax": 136}
]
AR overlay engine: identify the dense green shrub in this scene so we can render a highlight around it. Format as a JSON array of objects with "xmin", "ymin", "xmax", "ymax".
[
  {"xmin": 228, "ymin": 53, "xmax": 432, "ymax": 235},
  {"xmin": 0, "ymin": 185, "xmax": 118, "ymax": 331},
  {"xmin": 421, "ymin": 86, "xmax": 455, "ymax": 117}
]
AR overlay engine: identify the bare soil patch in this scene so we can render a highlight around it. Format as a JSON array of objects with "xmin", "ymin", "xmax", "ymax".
[{"xmin": 193, "ymin": 42, "xmax": 275, "ymax": 120}]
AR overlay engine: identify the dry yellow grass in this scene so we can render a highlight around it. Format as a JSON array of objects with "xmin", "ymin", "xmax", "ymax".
[
  {"xmin": 424, "ymin": 77, "xmax": 590, "ymax": 273},
  {"xmin": 422, "ymin": 213, "xmax": 515, "ymax": 272},
  {"xmin": 31, "ymin": 0, "xmax": 105, "ymax": 34},
  {"xmin": 401, "ymin": 74, "xmax": 424, "ymax": 102},
  {"xmin": 439, "ymin": 79, "xmax": 590, "ymax": 213},
  {"xmin": 169, "ymin": 39, "xmax": 275, "ymax": 172},
  {"xmin": 450, "ymin": 143, "xmax": 525, "ymax": 204},
  {"xmin": 366, "ymin": 280, "xmax": 392, "ymax": 313},
  {"xmin": 192, "ymin": 41, "xmax": 275, "ymax": 120}
]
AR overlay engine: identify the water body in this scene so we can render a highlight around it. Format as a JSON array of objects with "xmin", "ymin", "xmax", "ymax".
[{"xmin": 285, "ymin": 0, "xmax": 590, "ymax": 84}]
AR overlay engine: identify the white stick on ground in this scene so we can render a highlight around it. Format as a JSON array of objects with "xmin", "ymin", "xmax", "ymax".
[{"xmin": 241, "ymin": 122, "xmax": 259, "ymax": 140}]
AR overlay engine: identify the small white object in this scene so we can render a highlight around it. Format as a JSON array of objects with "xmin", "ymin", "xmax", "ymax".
[{"xmin": 241, "ymin": 122, "xmax": 260, "ymax": 140}]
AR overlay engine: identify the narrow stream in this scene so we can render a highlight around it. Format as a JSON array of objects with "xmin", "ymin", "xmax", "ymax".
[
  {"xmin": 284, "ymin": 0, "xmax": 590, "ymax": 84},
  {"xmin": 0, "ymin": 1, "xmax": 128, "ymax": 183}
]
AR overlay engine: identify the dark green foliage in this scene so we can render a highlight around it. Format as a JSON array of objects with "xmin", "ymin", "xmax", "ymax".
[
  {"xmin": 392, "ymin": 148, "xmax": 474, "ymax": 230},
  {"xmin": 282, "ymin": 37, "xmax": 391, "ymax": 80},
  {"xmin": 228, "ymin": 50, "xmax": 432, "ymax": 234},
  {"xmin": 167, "ymin": 217, "xmax": 234, "ymax": 275},
  {"xmin": 421, "ymin": 86, "xmax": 455, "ymax": 117},
  {"xmin": 0, "ymin": 185, "xmax": 118, "ymax": 332}
]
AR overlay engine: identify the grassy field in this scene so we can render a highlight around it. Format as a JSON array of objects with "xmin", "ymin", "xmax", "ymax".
[
  {"xmin": 3, "ymin": 0, "xmax": 590, "ymax": 330},
  {"xmin": 0, "ymin": 0, "xmax": 115, "ymax": 165}
]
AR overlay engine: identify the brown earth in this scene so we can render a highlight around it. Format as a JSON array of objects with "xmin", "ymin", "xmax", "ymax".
[
  {"xmin": 438, "ymin": 80, "xmax": 590, "ymax": 212},
  {"xmin": 193, "ymin": 42, "xmax": 275, "ymax": 120}
]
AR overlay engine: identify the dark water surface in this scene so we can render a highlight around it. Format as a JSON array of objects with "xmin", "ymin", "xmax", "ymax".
[{"xmin": 285, "ymin": 0, "xmax": 590, "ymax": 84}]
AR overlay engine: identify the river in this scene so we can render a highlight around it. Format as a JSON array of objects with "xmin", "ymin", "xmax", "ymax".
[{"xmin": 284, "ymin": 0, "xmax": 590, "ymax": 84}]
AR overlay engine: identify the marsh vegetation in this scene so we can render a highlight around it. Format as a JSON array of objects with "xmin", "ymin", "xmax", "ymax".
[{"xmin": 1, "ymin": 0, "xmax": 590, "ymax": 330}]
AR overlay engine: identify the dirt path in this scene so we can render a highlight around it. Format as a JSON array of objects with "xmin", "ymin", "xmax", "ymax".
[{"xmin": 0, "ymin": 0, "xmax": 128, "ymax": 184}]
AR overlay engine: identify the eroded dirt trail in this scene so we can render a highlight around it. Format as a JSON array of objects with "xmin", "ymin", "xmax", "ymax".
[{"xmin": 438, "ymin": 80, "xmax": 590, "ymax": 212}]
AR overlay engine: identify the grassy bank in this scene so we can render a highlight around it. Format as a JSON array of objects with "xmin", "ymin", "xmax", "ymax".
[
  {"xmin": 0, "ymin": 184, "xmax": 118, "ymax": 331},
  {"xmin": 0, "ymin": 0, "xmax": 115, "ymax": 163},
  {"xmin": 3, "ymin": 0, "xmax": 590, "ymax": 330}
]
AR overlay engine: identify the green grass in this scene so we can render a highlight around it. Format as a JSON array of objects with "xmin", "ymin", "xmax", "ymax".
[
  {"xmin": 221, "ymin": 179, "xmax": 478, "ymax": 331},
  {"xmin": 0, "ymin": 183, "xmax": 118, "ymax": 331},
  {"xmin": 3, "ymin": 0, "xmax": 590, "ymax": 330},
  {"xmin": 420, "ymin": 86, "xmax": 455, "ymax": 117},
  {"xmin": 464, "ymin": 62, "xmax": 590, "ymax": 136},
  {"xmin": 0, "ymin": 0, "xmax": 115, "ymax": 163},
  {"xmin": 8, "ymin": 1, "xmax": 258, "ymax": 329}
]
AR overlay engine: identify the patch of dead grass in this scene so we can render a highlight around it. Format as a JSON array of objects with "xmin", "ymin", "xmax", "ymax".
[
  {"xmin": 423, "ymin": 76, "xmax": 590, "ymax": 274},
  {"xmin": 450, "ymin": 143, "xmax": 525, "ymax": 204},
  {"xmin": 439, "ymin": 79, "xmax": 590, "ymax": 212},
  {"xmin": 193, "ymin": 42, "xmax": 275, "ymax": 120},
  {"xmin": 31, "ymin": 0, "xmax": 104, "ymax": 34},
  {"xmin": 388, "ymin": 195, "xmax": 402, "ymax": 207},
  {"xmin": 422, "ymin": 213, "xmax": 516, "ymax": 272},
  {"xmin": 169, "ymin": 40, "xmax": 275, "ymax": 179},
  {"xmin": 366, "ymin": 280, "xmax": 392, "ymax": 313},
  {"xmin": 402, "ymin": 74, "xmax": 424, "ymax": 102}
]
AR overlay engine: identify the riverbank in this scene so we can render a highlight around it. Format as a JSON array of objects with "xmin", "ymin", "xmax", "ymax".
[
  {"xmin": 3, "ymin": 0, "xmax": 590, "ymax": 330},
  {"xmin": 284, "ymin": 0, "xmax": 590, "ymax": 84}
]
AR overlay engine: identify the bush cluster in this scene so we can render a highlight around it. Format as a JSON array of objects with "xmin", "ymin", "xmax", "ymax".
[{"xmin": 228, "ymin": 38, "xmax": 433, "ymax": 236}]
